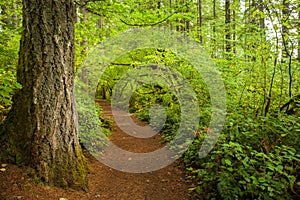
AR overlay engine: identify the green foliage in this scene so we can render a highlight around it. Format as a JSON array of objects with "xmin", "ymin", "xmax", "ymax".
[
  {"xmin": 129, "ymin": 85, "xmax": 182, "ymax": 141},
  {"xmin": 186, "ymin": 134, "xmax": 300, "ymax": 199},
  {"xmin": 0, "ymin": 69, "xmax": 21, "ymax": 121},
  {"xmin": 185, "ymin": 112, "xmax": 300, "ymax": 199},
  {"xmin": 77, "ymin": 98, "xmax": 111, "ymax": 157},
  {"xmin": 228, "ymin": 113, "xmax": 300, "ymax": 151},
  {"xmin": 0, "ymin": 0, "xmax": 299, "ymax": 198},
  {"xmin": 0, "ymin": 8, "xmax": 22, "ymax": 123},
  {"xmin": 97, "ymin": 48, "xmax": 211, "ymax": 142}
]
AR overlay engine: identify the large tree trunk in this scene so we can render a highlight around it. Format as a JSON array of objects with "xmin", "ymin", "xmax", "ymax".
[{"xmin": 0, "ymin": 0, "xmax": 88, "ymax": 189}]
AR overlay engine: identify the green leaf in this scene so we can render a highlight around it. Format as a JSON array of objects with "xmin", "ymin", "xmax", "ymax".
[{"xmin": 224, "ymin": 159, "xmax": 232, "ymax": 166}]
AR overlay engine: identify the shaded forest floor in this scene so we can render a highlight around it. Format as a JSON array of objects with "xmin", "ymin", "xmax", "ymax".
[{"xmin": 0, "ymin": 100, "xmax": 199, "ymax": 200}]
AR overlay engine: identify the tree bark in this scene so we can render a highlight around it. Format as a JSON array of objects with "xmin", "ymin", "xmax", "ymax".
[{"xmin": 0, "ymin": 0, "xmax": 88, "ymax": 189}]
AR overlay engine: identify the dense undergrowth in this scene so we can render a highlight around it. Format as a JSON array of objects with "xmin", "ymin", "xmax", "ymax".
[
  {"xmin": 126, "ymin": 84, "xmax": 300, "ymax": 199},
  {"xmin": 128, "ymin": 90, "xmax": 300, "ymax": 199}
]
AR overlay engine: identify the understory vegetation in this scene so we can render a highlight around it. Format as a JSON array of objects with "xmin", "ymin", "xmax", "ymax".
[
  {"xmin": 1, "ymin": 0, "xmax": 300, "ymax": 199},
  {"xmin": 97, "ymin": 48, "xmax": 300, "ymax": 199}
]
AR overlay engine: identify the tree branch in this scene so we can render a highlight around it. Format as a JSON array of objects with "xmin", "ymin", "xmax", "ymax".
[
  {"xmin": 119, "ymin": 0, "xmax": 193, "ymax": 27},
  {"xmin": 119, "ymin": 14, "xmax": 175, "ymax": 27}
]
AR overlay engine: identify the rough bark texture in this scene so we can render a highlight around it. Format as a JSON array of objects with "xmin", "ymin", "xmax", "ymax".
[{"xmin": 0, "ymin": 0, "xmax": 88, "ymax": 189}]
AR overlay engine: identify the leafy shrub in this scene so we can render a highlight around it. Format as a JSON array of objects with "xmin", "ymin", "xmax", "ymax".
[
  {"xmin": 0, "ymin": 21, "xmax": 22, "ymax": 123},
  {"xmin": 185, "ymin": 115, "xmax": 300, "ymax": 199},
  {"xmin": 77, "ymin": 99, "xmax": 111, "ymax": 156},
  {"xmin": 0, "ymin": 69, "xmax": 21, "ymax": 122},
  {"xmin": 225, "ymin": 113, "xmax": 300, "ymax": 152}
]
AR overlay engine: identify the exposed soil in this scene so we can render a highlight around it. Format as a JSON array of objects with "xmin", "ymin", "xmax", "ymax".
[{"xmin": 0, "ymin": 100, "xmax": 199, "ymax": 200}]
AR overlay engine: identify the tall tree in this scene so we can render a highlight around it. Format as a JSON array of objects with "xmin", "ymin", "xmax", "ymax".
[
  {"xmin": 232, "ymin": 0, "xmax": 236, "ymax": 54},
  {"xmin": 0, "ymin": 0, "xmax": 88, "ymax": 189},
  {"xmin": 176, "ymin": 0, "xmax": 186, "ymax": 32},
  {"xmin": 198, "ymin": 0, "xmax": 203, "ymax": 44},
  {"xmin": 211, "ymin": 0, "xmax": 217, "ymax": 57},
  {"xmin": 225, "ymin": 0, "xmax": 231, "ymax": 53},
  {"xmin": 298, "ymin": 2, "xmax": 300, "ymax": 62},
  {"xmin": 282, "ymin": 0, "xmax": 290, "ymax": 59}
]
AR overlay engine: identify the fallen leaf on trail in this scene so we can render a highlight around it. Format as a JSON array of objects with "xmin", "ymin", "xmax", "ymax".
[
  {"xmin": 0, "ymin": 168, "xmax": 6, "ymax": 172},
  {"xmin": 12, "ymin": 196, "xmax": 23, "ymax": 199},
  {"xmin": 1, "ymin": 164, "xmax": 7, "ymax": 168},
  {"xmin": 188, "ymin": 187, "xmax": 196, "ymax": 191}
]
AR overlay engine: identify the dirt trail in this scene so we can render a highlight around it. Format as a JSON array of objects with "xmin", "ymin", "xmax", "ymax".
[
  {"xmin": 88, "ymin": 100, "xmax": 196, "ymax": 200},
  {"xmin": 0, "ymin": 100, "xmax": 198, "ymax": 200}
]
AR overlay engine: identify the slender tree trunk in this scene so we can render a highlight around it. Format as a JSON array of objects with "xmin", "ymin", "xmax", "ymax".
[
  {"xmin": 225, "ymin": 0, "xmax": 231, "ymax": 54},
  {"xmin": 11, "ymin": 0, "xmax": 20, "ymax": 28},
  {"xmin": 0, "ymin": 0, "xmax": 88, "ymax": 189},
  {"xmin": 186, "ymin": 4, "xmax": 190, "ymax": 33},
  {"xmin": 281, "ymin": 0, "xmax": 292, "ymax": 97},
  {"xmin": 258, "ymin": 0, "xmax": 265, "ymax": 31},
  {"xmin": 80, "ymin": 7, "xmax": 88, "ymax": 47},
  {"xmin": 212, "ymin": 0, "xmax": 217, "ymax": 57},
  {"xmin": 232, "ymin": 0, "xmax": 236, "ymax": 54},
  {"xmin": 181, "ymin": 0, "xmax": 186, "ymax": 32},
  {"xmin": 298, "ymin": 3, "xmax": 300, "ymax": 62},
  {"xmin": 176, "ymin": 0, "xmax": 186, "ymax": 32},
  {"xmin": 198, "ymin": 0, "xmax": 203, "ymax": 44},
  {"xmin": 243, "ymin": 0, "xmax": 250, "ymax": 61},
  {"xmin": 282, "ymin": 0, "xmax": 290, "ymax": 58},
  {"xmin": 248, "ymin": 0, "xmax": 261, "ymax": 62}
]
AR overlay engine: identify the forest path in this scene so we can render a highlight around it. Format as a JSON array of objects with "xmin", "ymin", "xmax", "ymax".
[
  {"xmin": 85, "ymin": 99, "xmax": 197, "ymax": 200},
  {"xmin": 0, "ymin": 100, "xmax": 198, "ymax": 200}
]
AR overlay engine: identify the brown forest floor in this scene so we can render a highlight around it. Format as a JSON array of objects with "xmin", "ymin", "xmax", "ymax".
[{"xmin": 0, "ymin": 100, "xmax": 200, "ymax": 200}]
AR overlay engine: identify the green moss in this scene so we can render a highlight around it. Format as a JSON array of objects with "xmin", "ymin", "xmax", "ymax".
[
  {"xmin": 56, "ymin": 177, "xmax": 68, "ymax": 189},
  {"xmin": 49, "ymin": 146, "xmax": 88, "ymax": 190},
  {"xmin": 1, "ymin": 118, "xmax": 88, "ymax": 191},
  {"xmin": 71, "ymin": 148, "xmax": 89, "ymax": 191}
]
